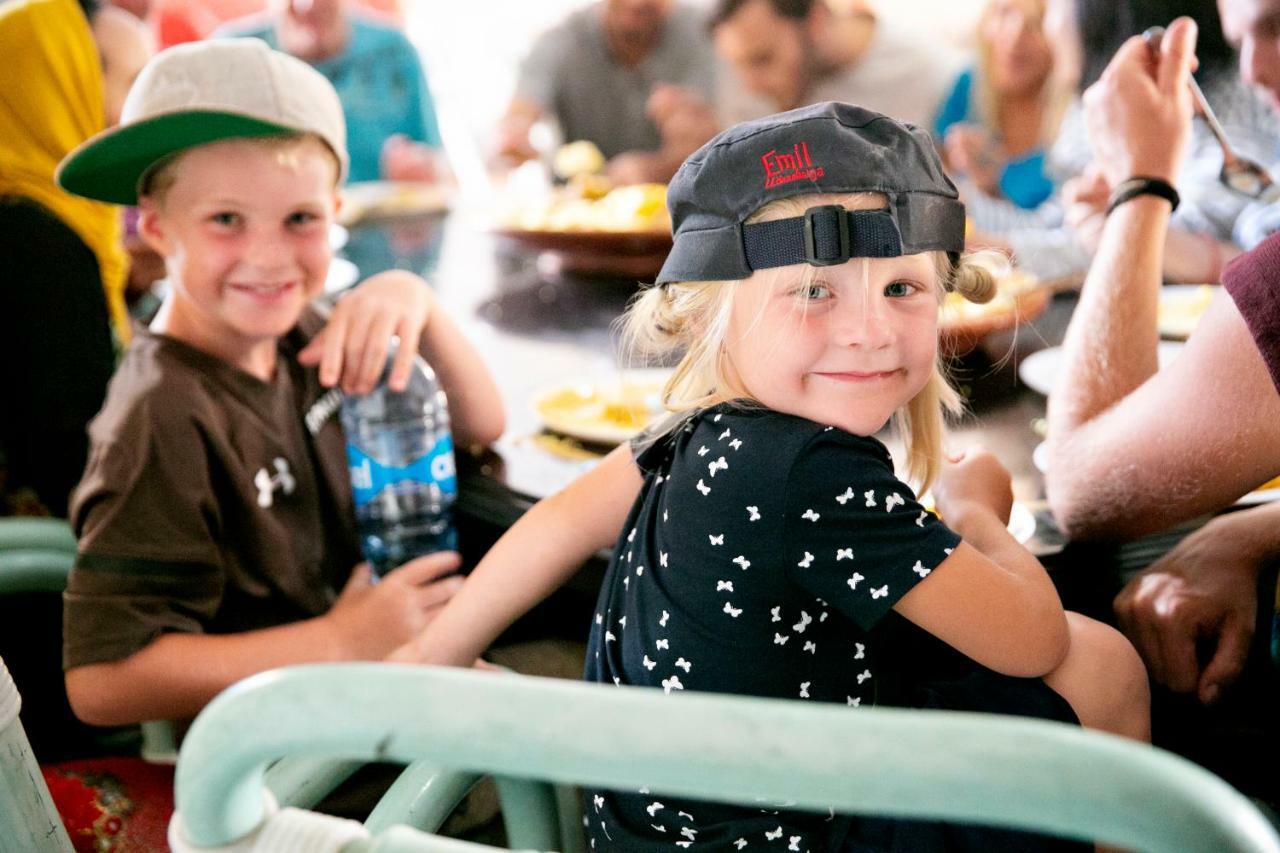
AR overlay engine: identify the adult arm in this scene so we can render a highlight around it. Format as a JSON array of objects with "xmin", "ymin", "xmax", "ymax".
[
  {"xmin": 1045, "ymin": 19, "xmax": 1280, "ymax": 537},
  {"xmin": 392, "ymin": 443, "xmax": 642, "ymax": 667},
  {"xmin": 491, "ymin": 20, "xmax": 565, "ymax": 167}
]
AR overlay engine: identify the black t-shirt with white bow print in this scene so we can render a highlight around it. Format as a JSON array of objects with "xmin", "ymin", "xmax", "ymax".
[{"xmin": 582, "ymin": 402, "xmax": 1083, "ymax": 852}]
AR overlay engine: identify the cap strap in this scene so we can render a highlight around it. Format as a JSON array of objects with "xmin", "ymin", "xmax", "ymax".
[{"xmin": 742, "ymin": 205, "xmax": 904, "ymax": 270}]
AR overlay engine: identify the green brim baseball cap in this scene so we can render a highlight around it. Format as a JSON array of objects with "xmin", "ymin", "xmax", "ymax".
[{"xmin": 57, "ymin": 38, "xmax": 348, "ymax": 206}]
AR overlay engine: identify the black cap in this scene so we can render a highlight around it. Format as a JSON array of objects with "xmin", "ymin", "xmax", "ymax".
[{"xmin": 655, "ymin": 101, "xmax": 966, "ymax": 285}]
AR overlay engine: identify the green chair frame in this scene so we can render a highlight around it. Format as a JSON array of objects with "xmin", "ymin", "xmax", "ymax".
[{"xmin": 168, "ymin": 662, "xmax": 1280, "ymax": 853}]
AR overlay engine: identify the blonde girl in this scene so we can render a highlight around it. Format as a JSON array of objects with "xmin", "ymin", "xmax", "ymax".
[{"xmin": 397, "ymin": 103, "xmax": 1146, "ymax": 851}]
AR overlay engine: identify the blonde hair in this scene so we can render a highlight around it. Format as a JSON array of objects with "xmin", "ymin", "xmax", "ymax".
[
  {"xmin": 138, "ymin": 132, "xmax": 340, "ymax": 204},
  {"xmin": 974, "ymin": 0, "xmax": 1071, "ymax": 149},
  {"xmin": 622, "ymin": 192, "xmax": 1003, "ymax": 491}
]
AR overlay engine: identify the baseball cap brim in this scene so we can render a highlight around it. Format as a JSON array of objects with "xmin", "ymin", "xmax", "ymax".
[{"xmin": 57, "ymin": 111, "xmax": 302, "ymax": 206}]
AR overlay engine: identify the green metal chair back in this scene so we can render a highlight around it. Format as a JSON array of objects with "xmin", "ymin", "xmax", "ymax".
[{"xmin": 168, "ymin": 663, "xmax": 1280, "ymax": 853}]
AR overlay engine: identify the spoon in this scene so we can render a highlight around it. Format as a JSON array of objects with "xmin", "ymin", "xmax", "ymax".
[{"xmin": 1143, "ymin": 25, "xmax": 1276, "ymax": 198}]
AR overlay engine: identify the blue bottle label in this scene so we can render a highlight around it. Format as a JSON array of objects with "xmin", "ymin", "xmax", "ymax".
[{"xmin": 346, "ymin": 434, "xmax": 457, "ymax": 508}]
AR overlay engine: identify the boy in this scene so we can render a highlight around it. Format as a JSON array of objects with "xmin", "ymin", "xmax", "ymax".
[{"xmin": 53, "ymin": 38, "xmax": 505, "ymax": 727}]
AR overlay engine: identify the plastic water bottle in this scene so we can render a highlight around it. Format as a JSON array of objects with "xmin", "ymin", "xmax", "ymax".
[{"xmin": 341, "ymin": 343, "xmax": 458, "ymax": 578}]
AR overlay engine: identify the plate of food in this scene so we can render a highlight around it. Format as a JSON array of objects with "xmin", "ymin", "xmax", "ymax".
[
  {"xmin": 339, "ymin": 180, "xmax": 451, "ymax": 225},
  {"xmin": 939, "ymin": 269, "xmax": 1051, "ymax": 355},
  {"xmin": 1018, "ymin": 341, "xmax": 1186, "ymax": 396},
  {"xmin": 532, "ymin": 368, "xmax": 672, "ymax": 445},
  {"xmin": 497, "ymin": 143, "xmax": 673, "ymax": 278},
  {"xmin": 1157, "ymin": 283, "xmax": 1215, "ymax": 340}
]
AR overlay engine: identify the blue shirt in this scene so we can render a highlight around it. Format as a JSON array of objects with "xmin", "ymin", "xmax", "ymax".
[
  {"xmin": 934, "ymin": 69, "xmax": 1054, "ymax": 210},
  {"xmin": 219, "ymin": 15, "xmax": 442, "ymax": 183}
]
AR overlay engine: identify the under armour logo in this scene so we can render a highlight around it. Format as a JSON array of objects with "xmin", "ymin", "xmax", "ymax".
[{"xmin": 254, "ymin": 458, "xmax": 295, "ymax": 508}]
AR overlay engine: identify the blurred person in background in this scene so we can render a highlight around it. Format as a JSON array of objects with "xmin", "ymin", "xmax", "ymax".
[
  {"xmin": 965, "ymin": 0, "xmax": 1272, "ymax": 285},
  {"xmin": 934, "ymin": 0, "xmax": 1070, "ymax": 209},
  {"xmin": 217, "ymin": 0, "xmax": 444, "ymax": 184},
  {"xmin": 493, "ymin": 0, "xmax": 721, "ymax": 185},
  {"xmin": 710, "ymin": 0, "xmax": 953, "ymax": 127},
  {"xmin": 0, "ymin": 0, "xmax": 151, "ymax": 516}
]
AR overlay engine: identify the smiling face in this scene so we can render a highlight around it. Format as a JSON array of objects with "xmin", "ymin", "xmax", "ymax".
[
  {"xmin": 722, "ymin": 250, "xmax": 942, "ymax": 436},
  {"xmin": 138, "ymin": 136, "xmax": 339, "ymax": 374},
  {"xmin": 982, "ymin": 0, "xmax": 1053, "ymax": 97},
  {"xmin": 1220, "ymin": 0, "xmax": 1280, "ymax": 110}
]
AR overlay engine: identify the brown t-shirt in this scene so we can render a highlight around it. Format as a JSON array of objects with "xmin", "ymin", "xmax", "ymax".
[{"xmin": 63, "ymin": 311, "xmax": 361, "ymax": 669}]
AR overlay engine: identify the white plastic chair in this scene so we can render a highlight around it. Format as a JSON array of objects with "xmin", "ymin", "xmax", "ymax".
[
  {"xmin": 168, "ymin": 662, "xmax": 1280, "ymax": 853},
  {"xmin": 0, "ymin": 654, "xmax": 74, "ymax": 851}
]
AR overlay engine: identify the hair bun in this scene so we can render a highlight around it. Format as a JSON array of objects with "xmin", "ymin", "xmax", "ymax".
[{"xmin": 952, "ymin": 260, "xmax": 998, "ymax": 304}]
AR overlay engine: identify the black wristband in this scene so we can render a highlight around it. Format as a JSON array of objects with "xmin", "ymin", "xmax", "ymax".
[{"xmin": 1106, "ymin": 176, "xmax": 1180, "ymax": 216}]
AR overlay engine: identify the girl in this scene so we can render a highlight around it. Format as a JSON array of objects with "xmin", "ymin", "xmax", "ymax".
[{"xmin": 397, "ymin": 102, "xmax": 1148, "ymax": 851}]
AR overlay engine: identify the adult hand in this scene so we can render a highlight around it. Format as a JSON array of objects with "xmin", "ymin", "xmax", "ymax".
[
  {"xmin": 1061, "ymin": 164, "xmax": 1111, "ymax": 252},
  {"xmin": 1083, "ymin": 16, "xmax": 1197, "ymax": 186},
  {"xmin": 647, "ymin": 84, "xmax": 719, "ymax": 152},
  {"xmin": 605, "ymin": 151, "xmax": 664, "ymax": 185},
  {"xmin": 1114, "ymin": 514, "xmax": 1261, "ymax": 704},
  {"xmin": 325, "ymin": 552, "xmax": 465, "ymax": 660},
  {"xmin": 298, "ymin": 269, "xmax": 435, "ymax": 394},
  {"xmin": 932, "ymin": 447, "xmax": 1014, "ymax": 526},
  {"xmin": 380, "ymin": 135, "xmax": 443, "ymax": 183},
  {"xmin": 943, "ymin": 124, "xmax": 1001, "ymax": 196}
]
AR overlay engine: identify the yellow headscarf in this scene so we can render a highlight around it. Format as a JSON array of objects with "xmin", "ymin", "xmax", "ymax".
[{"xmin": 0, "ymin": 0, "xmax": 131, "ymax": 347}]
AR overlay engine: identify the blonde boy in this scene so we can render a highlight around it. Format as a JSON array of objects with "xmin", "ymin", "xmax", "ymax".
[{"xmin": 55, "ymin": 39, "xmax": 504, "ymax": 727}]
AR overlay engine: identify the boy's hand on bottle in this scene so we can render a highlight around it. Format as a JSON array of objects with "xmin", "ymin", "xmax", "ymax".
[
  {"xmin": 932, "ymin": 447, "xmax": 1013, "ymax": 526},
  {"xmin": 324, "ymin": 551, "xmax": 464, "ymax": 660},
  {"xmin": 299, "ymin": 270, "xmax": 436, "ymax": 395}
]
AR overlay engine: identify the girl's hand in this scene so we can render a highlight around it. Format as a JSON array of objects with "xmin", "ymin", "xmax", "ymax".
[
  {"xmin": 324, "ymin": 552, "xmax": 464, "ymax": 661},
  {"xmin": 299, "ymin": 270, "xmax": 435, "ymax": 395},
  {"xmin": 932, "ymin": 447, "xmax": 1014, "ymax": 526}
]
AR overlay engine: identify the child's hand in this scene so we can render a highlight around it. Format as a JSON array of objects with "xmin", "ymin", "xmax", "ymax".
[
  {"xmin": 932, "ymin": 447, "xmax": 1013, "ymax": 526},
  {"xmin": 298, "ymin": 270, "xmax": 435, "ymax": 395},
  {"xmin": 323, "ymin": 551, "xmax": 464, "ymax": 660},
  {"xmin": 380, "ymin": 135, "xmax": 444, "ymax": 184}
]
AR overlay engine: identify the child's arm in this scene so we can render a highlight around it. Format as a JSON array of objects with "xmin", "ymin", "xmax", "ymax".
[
  {"xmin": 298, "ymin": 270, "xmax": 505, "ymax": 446},
  {"xmin": 894, "ymin": 449, "xmax": 1070, "ymax": 678},
  {"xmin": 391, "ymin": 443, "xmax": 643, "ymax": 666},
  {"xmin": 65, "ymin": 552, "xmax": 463, "ymax": 726}
]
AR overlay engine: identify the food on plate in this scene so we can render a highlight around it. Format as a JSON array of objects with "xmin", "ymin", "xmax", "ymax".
[
  {"xmin": 553, "ymin": 139, "xmax": 606, "ymax": 179},
  {"xmin": 939, "ymin": 268, "xmax": 1039, "ymax": 324},
  {"xmin": 938, "ymin": 268, "xmax": 1048, "ymax": 352},
  {"xmin": 499, "ymin": 178, "xmax": 670, "ymax": 234},
  {"xmin": 338, "ymin": 180, "xmax": 449, "ymax": 224},
  {"xmin": 1157, "ymin": 284, "xmax": 1214, "ymax": 340},
  {"xmin": 534, "ymin": 372, "xmax": 670, "ymax": 444}
]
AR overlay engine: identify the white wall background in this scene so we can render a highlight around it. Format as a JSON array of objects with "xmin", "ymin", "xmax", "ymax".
[{"xmin": 403, "ymin": 0, "xmax": 983, "ymax": 182}]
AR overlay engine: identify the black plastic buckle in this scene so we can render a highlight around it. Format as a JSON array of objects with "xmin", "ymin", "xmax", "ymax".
[{"xmin": 802, "ymin": 205, "xmax": 851, "ymax": 266}]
